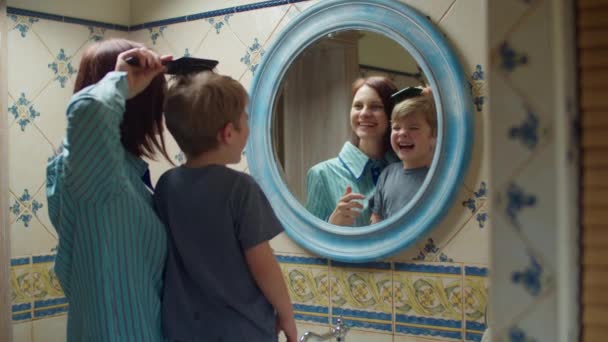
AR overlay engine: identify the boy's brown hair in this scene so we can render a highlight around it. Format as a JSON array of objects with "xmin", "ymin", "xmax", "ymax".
[
  {"xmin": 164, "ymin": 71, "xmax": 248, "ymax": 157},
  {"xmin": 391, "ymin": 94, "xmax": 438, "ymax": 136}
]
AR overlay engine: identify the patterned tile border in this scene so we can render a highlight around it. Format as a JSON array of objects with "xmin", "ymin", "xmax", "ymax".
[
  {"xmin": 8, "ymin": 0, "xmax": 313, "ymax": 31},
  {"xmin": 276, "ymin": 256, "xmax": 489, "ymax": 338},
  {"xmin": 10, "ymin": 255, "xmax": 68, "ymax": 322}
]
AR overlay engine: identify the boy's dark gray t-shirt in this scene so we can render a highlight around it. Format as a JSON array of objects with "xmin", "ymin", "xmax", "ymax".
[
  {"xmin": 153, "ymin": 165, "xmax": 283, "ymax": 342},
  {"xmin": 371, "ymin": 163, "xmax": 429, "ymax": 219}
]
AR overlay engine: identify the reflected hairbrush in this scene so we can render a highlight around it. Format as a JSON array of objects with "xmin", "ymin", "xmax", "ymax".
[
  {"xmin": 124, "ymin": 56, "xmax": 219, "ymax": 75},
  {"xmin": 391, "ymin": 87, "xmax": 423, "ymax": 104}
]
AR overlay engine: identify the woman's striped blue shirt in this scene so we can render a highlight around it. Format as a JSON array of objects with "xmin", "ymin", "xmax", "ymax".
[{"xmin": 46, "ymin": 72, "xmax": 168, "ymax": 342}]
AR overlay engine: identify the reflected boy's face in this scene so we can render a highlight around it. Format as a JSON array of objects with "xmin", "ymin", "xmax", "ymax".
[{"xmin": 390, "ymin": 112, "xmax": 436, "ymax": 169}]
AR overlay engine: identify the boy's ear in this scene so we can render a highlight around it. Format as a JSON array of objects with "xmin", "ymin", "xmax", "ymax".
[{"xmin": 217, "ymin": 122, "xmax": 235, "ymax": 144}]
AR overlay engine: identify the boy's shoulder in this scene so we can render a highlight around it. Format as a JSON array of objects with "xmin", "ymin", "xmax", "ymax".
[
  {"xmin": 156, "ymin": 165, "xmax": 257, "ymax": 188},
  {"xmin": 382, "ymin": 162, "xmax": 403, "ymax": 175}
]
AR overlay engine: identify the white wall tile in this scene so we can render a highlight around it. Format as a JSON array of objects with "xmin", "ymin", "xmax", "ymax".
[
  {"xmin": 32, "ymin": 315, "xmax": 67, "ymax": 342},
  {"xmin": 12, "ymin": 321, "xmax": 33, "ymax": 342}
]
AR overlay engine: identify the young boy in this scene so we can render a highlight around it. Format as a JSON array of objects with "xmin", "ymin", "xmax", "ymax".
[
  {"xmin": 370, "ymin": 92, "xmax": 437, "ymax": 223},
  {"xmin": 154, "ymin": 71, "xmax": 297, "ymax": 342}
]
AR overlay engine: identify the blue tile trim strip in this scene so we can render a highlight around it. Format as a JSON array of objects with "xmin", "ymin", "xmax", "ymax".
[
  {"xmin": 396, "ymin": 314, "xmax": 462, "ymax": 329},
  {"xmin": 465, "ymin": 266, "xmax": 488, "ymax": 277},
  {"xmin": 334, "ymin": 317, "xmax": 393, "ymax": 332},
  {"xmin": 139, "ymin": 16, "xmax": 189, "ymax": 29},
  {"xmin": 12, "ymin": 303, "xmax": 32, "ymax": 312},
  {"xmin": 466, "ymin": 320, "xmax": 487, "ymax": 332},
  {"xmin": 9, "ymin": 0, "xmax": 312, "ymax": 31},
  {"xmin": 293, "ymin": 303, "xmax": 329, "ymax": 314},
  {"xmin": 12, "ymin": 312, "xmax": 32, "ymax": 321},
  {"xmin": 33, "ymin": 254, "xmax": 55, "ymax": 264},
  {"xmin": 34, "ymin": 306, "xmax": 68, "ymax": 318},
  {"xmin": 187, "ymin": 8, "xmax": 236, "ymax": 22},
  {"xmin": 295, "ymin": 313, "xmax": 330, "ymax": 324},
  {"xmin": 12, "ymin": 303, "xmax": 33, "ymax": 322},
  {"xmin": 395, "ymin": 325, "xmax": 462, "ymax": 339},
  {"xmin": 236, "ymin": 0, "xmax": 289, "ymax": 12},
  {"xmin": 466, "ymin": 331, "xmax": 483, "ymax": 342},
  {"xmin": 11, "ymin": 257, "xmax": 30, "ymax": 267},
  {"xmin": 394, "ymin": 263, "xmax": 462, "ymax": 275},
  {"xmin": 34, "ymin": 297, "xmax": 68, "ymax": 309},
  {"xmin": 332, "ymin": 260, "xmax": 391, "ymax": 270},
  {"xmin": 276, "ymin": 255, "xmax": 328, "ymax": 265},
  {"xmin": 333, "ymin": 307, "xmax": 392, "ymax": 321},
  {"xmin": 7, "ymin": 7, "xmax": 129, "ymax": 30}
]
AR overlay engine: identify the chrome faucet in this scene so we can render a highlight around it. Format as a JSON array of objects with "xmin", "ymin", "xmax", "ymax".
[{"xmin": 299, "ymin": 317, "xmax": 350, "ymax": 342}]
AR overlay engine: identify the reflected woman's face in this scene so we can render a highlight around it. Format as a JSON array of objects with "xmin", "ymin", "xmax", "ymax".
[{"xmin": 350, "ymin": 85, "xmax": 389, "ymax": 142}]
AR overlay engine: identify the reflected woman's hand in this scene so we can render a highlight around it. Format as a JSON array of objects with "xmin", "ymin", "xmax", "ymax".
[{"xmin": 328, "ymin": 186, "xmax": 365, "ymax": 226}]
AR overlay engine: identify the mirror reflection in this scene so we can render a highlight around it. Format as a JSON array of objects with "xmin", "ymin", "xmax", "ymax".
[{"xmin": 272, "ymin": 30, "xmax": 437, "ymax": 227}]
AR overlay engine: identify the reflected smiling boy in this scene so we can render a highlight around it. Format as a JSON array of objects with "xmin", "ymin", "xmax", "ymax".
[{"xmin": 370, "ymin": 91, "xmax": 437, "ymax": 223}]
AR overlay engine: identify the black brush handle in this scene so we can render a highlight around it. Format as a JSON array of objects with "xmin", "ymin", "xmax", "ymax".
[{"xmin": 124, "ymin": 56, "xmax": 169, "ymax": 67}]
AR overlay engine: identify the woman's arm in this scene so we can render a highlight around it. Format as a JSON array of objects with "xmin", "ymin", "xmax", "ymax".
[
  {"xmin": 65, "ymin": 48, "xmax": 168, "ymax": 202},
  {"xmin": 64, "ymin": 74, "xmax": 129, "ymax": 202}
]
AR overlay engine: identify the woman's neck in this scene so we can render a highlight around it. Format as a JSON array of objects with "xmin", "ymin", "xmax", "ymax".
[{"xmin": 358, "ymin": 139, "xmax": 385, "ymax": 160}]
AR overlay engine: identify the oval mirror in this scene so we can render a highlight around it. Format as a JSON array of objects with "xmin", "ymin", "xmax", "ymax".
[{"xmin": 246, "ymin": 0, "xmax": 473, "ymax": 262}]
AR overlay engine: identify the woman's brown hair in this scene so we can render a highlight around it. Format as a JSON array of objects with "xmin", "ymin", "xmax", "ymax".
[
  {"xmin": 74, "ymin": 38, "xmax": 171, "ymax": 162},
  {"xmin": 349, "ymin": 76, "xmax": 398, "ymax": 149}
]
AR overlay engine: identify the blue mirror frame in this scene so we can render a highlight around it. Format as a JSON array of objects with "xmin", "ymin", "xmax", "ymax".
[{"xmin": 246, "ymin": 0, "xmax": 473, "ymax": 262}]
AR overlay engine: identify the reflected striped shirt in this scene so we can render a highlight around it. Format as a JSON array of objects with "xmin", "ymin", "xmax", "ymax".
[
  {"xmin": 305, "ymin": 141, "xmax": 397, "ymax": 227},
  {"xmin": 46, "ymin": 72, "xmax": 168, "ymax": 342}
]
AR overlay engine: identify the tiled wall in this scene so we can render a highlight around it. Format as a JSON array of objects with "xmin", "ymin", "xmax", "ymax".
[
  {"xmin": 6, "ymin": 1, "xmax": 490, "ymax": 341},
  {"xmin": 488, "ymin": 0, "xmax": 578, "ymax": 341},
  {"xmin": 2, "ymin": 3, "xmax": 13, "ymax": 341}
]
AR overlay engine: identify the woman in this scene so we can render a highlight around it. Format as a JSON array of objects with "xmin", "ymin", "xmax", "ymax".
[
  {"xmin": 46, "ymin": 39, "xmax": 172, "ymax": 341},
  {"xmin": 305, "ymin": 76, "xmax": 398, "ymax": 227}
]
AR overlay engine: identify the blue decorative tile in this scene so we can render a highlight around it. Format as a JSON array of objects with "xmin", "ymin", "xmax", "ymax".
[
  {"xmin": 499, "ymin": 42, "xmax": 528, "ymax": 72},
  {"xmin": 509, "ymin": 109, "xmax": 539, "ymax": 150},
  {"xmin": 9, "ymin": 15, "xmax": 39, "ymax": 38},
  {"xmin": 509, "ymin": 326, "xmax": 537, "ymax": 342},
  {"xmin": 174, "ymin": 151, "xmax": 186, "ymax": 164},
  {"xmin": 206, "ymin": 14, "xmax": 233, "ymax": 34},
  {"xmin": 10, "ymin": 189, "xmax": 43, "ymax": 228},
  {"xmin": 505, "ymin": 183, "xmax": 536, "ymax": 228},
  {"xmin": 148, "ymin": 26, "xmax": 167, "ymax": 45},
  {"xmin": 462, "ymin": 182, "xmax": 488, "ymax": 229},
  {"xmin": 9, "ymin": 93, "xmax": 40, "ymax": 131},
  {"xmin": 240, "ymin": 38, "xmax": 265, "ymax": 74},
  {"xmin": 412, "ymin": 238, "xmax": 453, "ymax": 261},
  {"xmin": 88, "ymin": 26, "xmax": 106, "ymax": 41},
  {"xmin": 511, "ymin": 254, "xmax": 542, "ymax": 296},
  {"xmin": 48, "ymin": 49, "xmax": 77, "ymax": 88},
  {"xmin": 471, "ymin": 65, "xmax": 485, "ymax": 112}
]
